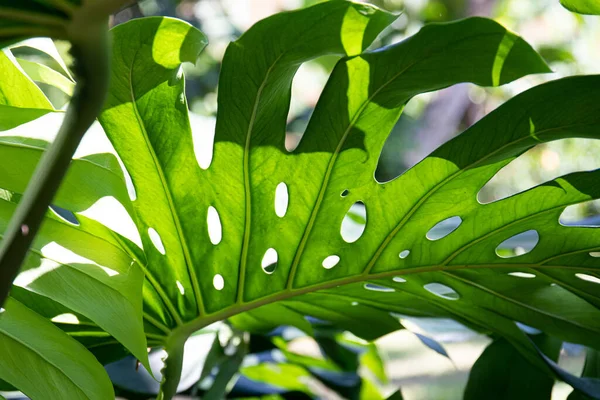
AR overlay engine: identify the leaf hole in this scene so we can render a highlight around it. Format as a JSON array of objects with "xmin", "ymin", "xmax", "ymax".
[
  {"xmin": 508, "ymin": 272, "xmax": 536, "ymax": 278},
  {"xmin": 49, "ymin": 205, "xmax": 79, "ymax": 226},
  {"xmin": 364, "ymin": 283, "xmax": 395, "ymax": 293},
  {"xmin": 340, "ymin": 201, "xmax": 366, "ymax": 243},
  {"xmin": 148, "ymin": 228, "xmax": 166, "ymax": 255},
  {"xmin": 190, "ymin": 113, "xmax": 216, "ymax": 170},
  {"xmin": 51, "ymin": 313, "xmax": 79, "ymax": 324},
  {"xmin": 426, "ymin": 216, "xmax": 462, "ymax": 241},
  {"xmin": 207, "ymin": 206, "xmax": 222, "ymax": 245},
  {"xmin": 495, "ymin": 230, "xmax": 539, "ymax": 258},
  {"xmin": 393, "ymin": 276, "xmax": 406, "ymax": 283},
  {"xmin": 341, "ymin": 189, "xmax": 349, "ymax": 198},
  {"xmin": 322, "ymin": 255, "xmax": 340, "ymax": 270},
  {"xmin": 559, "ymin": 199, "xmax": 600, "ymax": 227},
  {"xmin": 399, "ymin": 250, "xmax": 410, "ymax": 259},
  {"xmin": 274, "ymin": 182, "xmax": 289, "ymax": 218},
  {"xmin": 213, "ymin": 274, "xmax": 224, "ymax": 291},
  {"xmin": 176, "ymin": 280, "xmax": 185, "ymax": 295},
  {"xmin": 477, "ymin": 139, "xmax": 600, "ymax": 204},
  {"xmin": 351, "ymin": 301, "xmax": 359, "ymax": 306},
  {"xmin": 261, "ymin": 248, "xmax": 278, "ymax": 274},
  {"xmin": 590, "ymin": 252, "xmax": 600, "ymax": 258},
  {"xmin": 286, "ymin": 59, "xmax": 331, "ymax": 152},
  {"xmin": 423, "ymin": 283, "xmax": 459, "ymax": 300},
  {"xmin": 575, "ymin": 273, "xmax": 600, "ymax": 284}
]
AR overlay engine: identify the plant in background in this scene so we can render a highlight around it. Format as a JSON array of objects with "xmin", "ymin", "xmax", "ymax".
[{"xmin": 1, "ymin": 0, "xmax": 600, "ymax": 399}]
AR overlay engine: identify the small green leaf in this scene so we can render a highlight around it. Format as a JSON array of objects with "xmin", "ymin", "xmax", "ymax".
[
  {"xmin": 241, "ymin": 363, "xmax": 313, "ymax": 395},
  {"xmin": 362, "ymin": 343, "xmax": 388, "ymax": 384},
  {"xmin": 464, "ymin": 335, "xmax": 560, "ymax": 400},
  {"xmin": 560, "ymin": 0, "xmax": 600, "ymax": 14},
  {"xmin": 203, "ymin": 335, "xmax": 248, "ymax": 400}
]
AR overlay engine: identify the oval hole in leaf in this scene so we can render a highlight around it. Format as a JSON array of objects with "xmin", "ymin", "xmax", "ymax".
[
  {"xmin": 176, "ymin": 281, "xmax": 185, "ymax": 295},
  {"xmin": 213, "ymin": 274, "xmax": 224, "ymax": 291},
  {"xmin": 261, "ymin": 248, "xmax": 278, "ymax": 274},
  {"xmin": 508, "ymin": 272, "xmax": 536, "ymax": 278},
  {"xmin": 351, "ymin": 301, "xmax": 359, "ymax": 306},
  {"xmin": 207, "ymin": 206, "xmax": 222, "ymax": 245},
  {"xmin": 559, "ymin": 199, "xmax": 600, "ymax": 226},
  {"xmin": 426, "ymin": 216, "xmax": 462, "ymax": 241},
  {"xmin": 393, "ymin": 276, "xmax": 406, "ymax": 283},
  {"xmin": 575, "ymin": 273, "xmax": 600, "ymax": 284},
  {"xmin": 274, "ymin": 182, "xmax": 288, "ymax": 218},
  {"xmin": 591, "ymin": 252, "xmax": 600, "ymax": 258},
  {"xmin": 495, "ymin": 230, "xmax": 539, "ymax": 258},
  {"xmin": 424, "ymin": 283, "xmax": 459, "ymax": 300},
  {"xmin": 399, "ymin": 250, "xmax": 410, "ymax": 259},
  {"xmin": 364, "ymin": 283, "xmax": 394, "ymax": 293},
  {"xmin": 148, "ymin": 227, "xmax": 165, "ymax": 255},
  {"xmin": 322, "ymin": 255, "xmax": 340, "ymax": 270},
  {"xmin": 121, "ymin": 162, "xmax": 137, "ymax": 201},
  {"xmin": 341, "ymin": 189, "xmax": 349, "ymax": 198},
  {"xmin": 341, "ymin": 201, "xmax": 366, "ymax": 243},
  {"xmin": 51, "ymin": 313, "xmax": 80, "ymax": 324},
  {"xmin": 190, "ymin": 113, "xmax": 216, "ymax": 170}
]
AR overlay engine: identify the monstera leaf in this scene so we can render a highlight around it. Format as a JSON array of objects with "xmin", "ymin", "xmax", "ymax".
[{"xmin": 2, "ymin": 1, "xmax": 600, "ymax": 398}]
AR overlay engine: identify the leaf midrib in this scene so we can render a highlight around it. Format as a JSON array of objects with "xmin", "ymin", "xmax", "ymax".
[
  {"xmin": 237, "ymin": 54, "xmax": 283, "ymax": 303},
  {"xmin": 127, "ymin": 57, "xmax": 203, "ymax": 321},
  {"xmin": 178, "ymin": 246, "xmax": 600, "ymax": 337}
]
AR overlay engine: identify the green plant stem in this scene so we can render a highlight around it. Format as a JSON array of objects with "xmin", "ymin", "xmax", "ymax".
[
  {"xmin": 157, "ymin": 331, "xmax": 188, "ymax": 400},
  {"xmin": 0, "ymin": 24, "xmax": 110, "ymax": 307}
]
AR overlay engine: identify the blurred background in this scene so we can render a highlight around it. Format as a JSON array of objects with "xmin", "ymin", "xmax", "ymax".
[{"xmin": 16, "ymin": 0, "xmax": 600, "ymax": 398}]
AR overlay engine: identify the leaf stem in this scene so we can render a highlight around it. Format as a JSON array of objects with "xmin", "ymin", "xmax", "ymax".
[
  {"xmin": 144, "ymin": 312, "xmax": 172, "ymax": 336},
  {"xmin": 156, "ymin": 330, "xmax": 188, "ymax": 400},
  {"xmin": 175, "ymin": 258, "xmax": 600, "ymax": 339}
]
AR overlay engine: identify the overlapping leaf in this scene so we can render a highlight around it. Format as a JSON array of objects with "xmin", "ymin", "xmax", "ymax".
[{"xmin": 0, "ymin": 298, "xmax": 114, "ymax": 399}]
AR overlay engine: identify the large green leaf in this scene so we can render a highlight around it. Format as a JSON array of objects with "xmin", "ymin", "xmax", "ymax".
[
  {"xmin": 3, "ymin": 0, "xmax": 600, "ymax": 395},
  {"xmin": 0, "ymin": 298, "xmax": 114, "ymax": 399},
  {"xmin": 97, "ymin": 2, "xmax": 554, "ymax": 331},
  {"xmin": 97, "ymin": 4, "xmax": 395, "ymax": 325}
]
